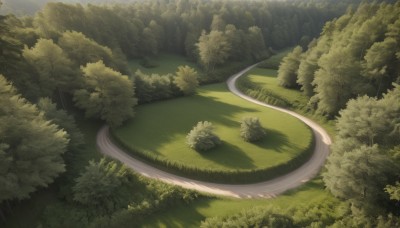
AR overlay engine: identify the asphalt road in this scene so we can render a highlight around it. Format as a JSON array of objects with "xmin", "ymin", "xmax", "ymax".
[{"xmin": 96, "ymin": 64, "xmax": 332, "ymax": 198}]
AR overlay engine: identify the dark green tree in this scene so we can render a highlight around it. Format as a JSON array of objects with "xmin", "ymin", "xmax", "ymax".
[
  {"xmin": 73, "ymin": 158, "xmax": 133, "ymax": 215},
  {"xmin": 277, "ymin": 46, "xmax": 303, "ymax": 88},
  {"xmin": 22, "ymin": 38, "xmax": 77, "ymax": 99},
  {"xmin": 0, "ymin": 75, "xmax": 68, "ymax": 203}
]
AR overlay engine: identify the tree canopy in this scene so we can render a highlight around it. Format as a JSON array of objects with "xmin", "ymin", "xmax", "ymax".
[
  {"xmin": 74, "ymin": 61, "xmax": 137, "ymax": 128},
  {"xmin": 0, "ymin": 75, "xmax": 68, "ymax": 203}
]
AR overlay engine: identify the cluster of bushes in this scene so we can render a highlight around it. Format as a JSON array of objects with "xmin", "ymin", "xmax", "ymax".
[
  {"xmin": 39, "ymin": 158, "xmax": 199, "ymax": 227},
  {"xmin": 110, "ymin": 128, "xmax": 315, "ymax": 184},
  {"xmin": 187, "ymin": 119, "xmax": 266, "ymax": 152},
  {"xmin": 134, "ymin": 65, "xmax": 199, "ymax": 104}
]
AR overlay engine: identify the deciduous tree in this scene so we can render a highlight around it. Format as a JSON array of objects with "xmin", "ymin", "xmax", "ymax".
[
  {"xmin": 174, "ymin": 65, "xmax": 199, "ymax": 95},
  {"xmin": 74, "ymin": 61, "xmax": 137, "ymax": 127}
]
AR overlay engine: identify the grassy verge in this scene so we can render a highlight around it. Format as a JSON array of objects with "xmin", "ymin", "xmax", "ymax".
[
  {"xmin": 139, "ymin": 176, "xmax": 339, "ymax": 227},
  {"xmin": 111, "ymin": 82, "xmax": 314, "ymax": 184},
  {"xmin": 237, "ymin": 68, "xmax": 336, "ymax": 137}
]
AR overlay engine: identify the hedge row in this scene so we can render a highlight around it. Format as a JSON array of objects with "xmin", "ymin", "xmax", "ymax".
[{"xmin": 110, "ymin": 128, "xmax": 315, "ymax": 184}]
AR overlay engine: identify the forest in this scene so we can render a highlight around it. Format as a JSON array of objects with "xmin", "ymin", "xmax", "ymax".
[{"xmin": 0, "ymin": 0, "xmax": 399, "ymax": 227}]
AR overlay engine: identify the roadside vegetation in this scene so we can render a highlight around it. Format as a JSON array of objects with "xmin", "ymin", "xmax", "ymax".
[{"xmin": 1, "ymin": 0, "xmax": 400, "ymax": 227}]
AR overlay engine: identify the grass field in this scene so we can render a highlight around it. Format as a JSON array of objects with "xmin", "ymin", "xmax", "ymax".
[
  {"xmin": 140, "ymin": 177, "xmax": 338, "ymax": 227},
  {"xmin": 113, "ymin": 82, "xmax": 312, "ymax": 172},
  {"xmin": 128, "ymin": 53, "xmax": 199, "ymax": 75},
  {"xmin": 242, "ymin": 67, "xmax": 336, "ymax": 137}
]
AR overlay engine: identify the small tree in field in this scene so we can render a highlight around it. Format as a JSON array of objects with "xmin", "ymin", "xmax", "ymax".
[
  {"xmin": 174, "ymin": 65, "xmax": 199, "ymax": 95},
  {"xmin": 187, "ymin": 121, "xmax": 221, "ymax": 151},
  {"xmin": 240, "ymin": 117, "xmax": 265, "ymax": 142}
]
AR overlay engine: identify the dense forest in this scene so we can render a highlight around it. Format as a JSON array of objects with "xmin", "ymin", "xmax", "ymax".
[{"xmin": 1, "ymin": 0, "xmax": 400, "ymax": 227}]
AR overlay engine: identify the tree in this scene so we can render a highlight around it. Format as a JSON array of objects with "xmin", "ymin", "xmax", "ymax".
[
  {"xmin": 323, "ymin": 145, "xmax": 396, "ymax": 208},
  {"xmin": 385, "ymin": 182, "xmax": 400, "ymax": 201},
  {"xmin": 240, "ymin": 117, "xmax": 266, "ymax": 142},
  {"xmin": 247, "ymin": 26, "xmax": 268, "ymax": 61},
  {"xmin": 277, "ymin": 46, "xmax": 303, "ymax": 88},
  {"xmin": 187, "ymin": 121, "xmax": 221, "ymax": 151},
  {"xmin": 23, "ymin": 38, "xmax": 77, "ymax": 99},
  {"xmin": 37, "ymin": 98, "xmax": 84, "ymax": 153},
  {"xmin": 174, "ymin": 65, "xmax": 199, "ymax": 95},
  {"xmin": 73, "ymin": 158, "xmax": 133, "ymax": 215},
  {"xmin": 58, "ymin": 31, "xmax": 129, "ymax": 74},
  {"xmin": 73, "ymin": 61, "xmax": 137, "ymax": 127},
  {"xmin": 196, "ymin": 30, "xmax": 231, "ymax": 71},
  {"xmin": 0, "ymin": 75, "xmax": 68, "ymax": 203}
]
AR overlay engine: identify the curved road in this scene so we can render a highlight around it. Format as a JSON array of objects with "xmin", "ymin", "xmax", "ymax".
[{"xmin": 97, "ymin": 64, "xmax": 332, "ymax": 198}]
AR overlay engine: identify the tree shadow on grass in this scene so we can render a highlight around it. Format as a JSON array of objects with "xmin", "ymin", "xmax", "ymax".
[
  {"xmin": 250, "ymin": 128, "xmax": 290, "ymax": 153},
  {"xmin": 198, "ymin": 141, "xmax": 256, "ymax": 169},
  {"xmin": 119, "ymin": 94, "xmax": 258, "ymax": 153}
]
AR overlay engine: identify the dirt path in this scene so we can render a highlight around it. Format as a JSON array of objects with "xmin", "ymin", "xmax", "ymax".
[{"xmin": 96, "ymin": 64, "xmax": 332, "ymax": 198}]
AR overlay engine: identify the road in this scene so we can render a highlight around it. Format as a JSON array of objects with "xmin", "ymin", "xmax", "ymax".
[{"xmin": 96, "ymin": 64, "xmax": 332, "ymax": 198}]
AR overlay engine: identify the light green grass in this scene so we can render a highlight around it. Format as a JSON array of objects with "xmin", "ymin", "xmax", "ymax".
[
  {"xmin": 114, "ymin": 83, "xmax": 312, "ymax": 172},
  {"xmin": 128, "ymin": 53, "xmax": 199, "ymax": 75},
  {"xmin": 140, "ymin": 177, "xmax": 337, "ymax": 227},
  {"xmin": 244, "ymin": 68, "xmax": 336, "ymax": 137}
]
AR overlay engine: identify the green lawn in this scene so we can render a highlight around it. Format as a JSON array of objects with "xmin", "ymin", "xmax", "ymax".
[
  {"xmin": 113, "ymin": 83, "xmax": 312, "ymax": 172},
  {"xmin": 128, "ymin": 53, "xmax": 199, "ymax": 75},
  {"xmin": 243, "ymin": 68, "xmax": 336, "ymax": 137},
  {"xmin": 140, "ymin": 177, "xmax": 338, "ymax": 227}
]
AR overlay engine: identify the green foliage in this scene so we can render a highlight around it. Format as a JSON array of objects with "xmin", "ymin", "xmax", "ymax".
[
  {"xmin": 385, "ymin": 182, "xmax": 400, "ymax": 201},
  {"xmin": 74, "ymin": 61, "xmax": 137, "ymax": 127},
  {"xmin": 174, "ymin": 65, "xmax": 199, "ymax": 95},
  {"xmin": 201, "ymin": 206, "xmax": 294, "ymax": 228},
  {"xmin": 186, "ymin": 121, "xmax": 221, "ymax": 151},
  {"xmin": 240, "ymin": 117, "xmax": 266, "ymax": 142},
  {"xmin": 0, "ymin": 75, "xmax": 68, "ymax": 203},
  {"xmin": 323, "ymin": 145, "xmax": 397, "ymax": 209},
  {"xmin": 196, "ymin": 30, "xmax": 231, "ymax": 71},
  {"xmin": 73, "ymin": 158, "xmax": 135, "ymax": 216},
  {"xmin": 23, "ymin": 38, "xmax": 77, "ymax": 97},
  {"xmin": 277, "ymin": 46, "xmax": 303, "ymax": 88},
  {"xmin": 294, "ymin": 3, "xmax": 400, "ymax": 116},
  {"xmin": 37, "ymin": 98, "xmax": 84, "ymax": 153},
  {"xmin": 134, "ymin": 70, "xmax": 178, "ymax": 104}
]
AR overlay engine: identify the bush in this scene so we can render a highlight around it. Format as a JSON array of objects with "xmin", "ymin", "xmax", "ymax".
[
  {"xmin": 186, "ymin": 121, "xmax": 221, "ymax": 151},
  {"xmin": 240, "ymin": 117, "xmax": 266, "ymax": 142}
]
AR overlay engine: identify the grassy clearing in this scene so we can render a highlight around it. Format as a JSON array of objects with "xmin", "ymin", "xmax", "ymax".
[
  {"xmin": 241, "ymin": 68, "xmax": 336, "ymax": 137},
  {"xmin": 113, "ymin": 83, "xmax": 312, "ymax": 175},
  {"xmin": 140, "ymin": 177, "xmax": 337, "ymax": 227},
  {"xmin": 128, "ymin": 53, "xmax": 199, "ymax": 75}
]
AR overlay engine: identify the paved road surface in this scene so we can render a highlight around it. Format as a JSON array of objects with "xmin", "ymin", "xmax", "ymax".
[{"xmin": 96, "ymin": 64, "xmax": 332, "ymax": 198}]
